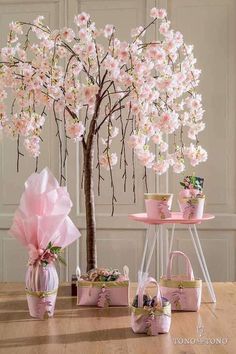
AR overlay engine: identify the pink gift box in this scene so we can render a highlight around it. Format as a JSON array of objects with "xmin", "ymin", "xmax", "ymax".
[{"xmin": 77, "ymin": 276, "xmax": 130, "ymax": 307}]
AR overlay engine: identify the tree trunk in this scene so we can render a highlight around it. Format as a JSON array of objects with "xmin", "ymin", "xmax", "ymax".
[{"xmin": 84, "ymin": 138, "xmax": 97, "ymax": 272}]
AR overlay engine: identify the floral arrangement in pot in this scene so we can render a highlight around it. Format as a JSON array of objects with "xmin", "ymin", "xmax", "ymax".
[
  {"xmin": 179, "ymin": 176, "xmax": 205, "ymax": 219},
  {"xmin": 0, "ymin": 7, "xmax": 207, "ymax": 272},
  {"xmin": 9, "ymin": 168, "xmax": 81, "ymax": 319}
]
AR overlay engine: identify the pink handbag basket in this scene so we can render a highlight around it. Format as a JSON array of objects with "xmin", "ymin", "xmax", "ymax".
[
  {"xmin": 160, "ymin": 251, "xmax": 202, "ymax": 311},
  {"xmin": 131, "ymin": 277, "xmax": 171, "ymax": 335},
  {"xmin": 77, "ymin": 268, "xmax": 129, "ymax": 307}
]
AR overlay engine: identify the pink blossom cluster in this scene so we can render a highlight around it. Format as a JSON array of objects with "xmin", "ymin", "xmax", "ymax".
[{"xmin": 0, "ymin": 7, "xmax": 207, "ymax": 175}]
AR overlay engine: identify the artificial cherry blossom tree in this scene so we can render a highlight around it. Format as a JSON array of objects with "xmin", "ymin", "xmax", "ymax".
[{"xmin": 0, "ymin": 8, "xmax": 207, "ymax": 270}]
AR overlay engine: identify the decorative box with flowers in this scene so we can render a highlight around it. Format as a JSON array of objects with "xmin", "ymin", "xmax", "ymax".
[{"xmin": 77, "ymin": 267, "xmax": 130, "ymax": 307}]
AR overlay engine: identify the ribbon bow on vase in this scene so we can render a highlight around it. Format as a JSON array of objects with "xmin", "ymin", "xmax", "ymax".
[
  {"xmin": 37, "ymin": 298, "xmax": 53, "ymax": 320},
  {"xmin": 159, "ymin": 201, "xmax": 171, "ymax": 219},
  {"xmin": 183, "ymin": 201, "xmax": 196, "ymax": 219}
]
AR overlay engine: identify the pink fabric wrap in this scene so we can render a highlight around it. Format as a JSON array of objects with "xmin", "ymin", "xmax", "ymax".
[
  {"xmin": 77, "ymin": 275, "xmax": 129, "ymax": 307},
  {"xmin": 131, "ymin": 277, "xmax": 171, "ymax": 335},
  {"xmin": 160, "ymin": 251, "xmax": 202, "ymax": 311},
  {"xmin": 9, "ymin": 167, "xmax": 81, "ymax": 252}
]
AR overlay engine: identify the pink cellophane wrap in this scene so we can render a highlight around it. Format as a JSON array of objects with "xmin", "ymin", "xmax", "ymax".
[
  {"xmin": 160, "ymin": 251, "xmax": 202, "ymax": 311},
  {"xmin": 9, "ymin": 167, "xmax": 81, "ymax": 319},
  {"xmin": 131, "ymin": 277, "xmax": 171, "ymax": 335},
  {"xmin": 77, "ymin": 274, "xmax": 129, "ymax": 307},
  {"xmin": 9, "ymin": 167, "xmax": 81, "ymax": 251}
]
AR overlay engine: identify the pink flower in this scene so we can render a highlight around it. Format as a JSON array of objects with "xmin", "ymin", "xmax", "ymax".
[
  {"xmin": 0, "ymin": 89, "xmax": 7, "ymax": 101},
  {"xmin": 9, "ymin": 21, "xmax": 23, "ymax": 35},
  {"xmin": 159, "ymin": 21, "xmax": 170, "ymax": 36},
  {"xmin": 173, "ymin": 160, "xmax": 185, "ymax": 173},
  {"xmin": 131, "ymin": 26, "xmax": 145, "ymax": 38},
  {"xmin": 104, "ymin": 24, "xmax": 115, "ymax": 38},
  {"xmin": 137, "ymin": 150, "xmax": 155, "ymax": 168},
  {"xmin": 66, "ymin": 121, "xmax": 85, "ymax": 141},
  {"xmin": 153, "ymin": 160, "xmax": 169, "ymax": 175},
  {"xmin": 24, "ymin": 136, "xmax": 41, "ymax": 158},
  {"xmin": 74, "ymin": 12, "xmax": 90, "ymax": 27},
  {"xmin": 99, "ymin": 153, "xmax": 118, "ymax": 170},
  {"xmin": 128, "ymin": 134, "xmax": 145, "ymax": 149},
  {"xmin": 150, "ymin": 8, "xmax": 167, "ymax": 19},
  {"xmin": 61, "ymin": 27, "xmax": 75, "ymax": 42}
]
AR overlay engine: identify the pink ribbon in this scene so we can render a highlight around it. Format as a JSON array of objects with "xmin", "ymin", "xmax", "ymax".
[
  {"xmin": 171, "ymin": 289, "xmax": 187, "ymax": 310},
  {"xmin": 183, "ymin": 203, "xmax": 195, "ymax": 219},
  {"xmin": 159, "ymin": 202, "xmax": 171, "ymax": 219},
  {"xmin": 97, "ymin": 286, "xmax": 110, "ymax": 308},
  {"xmin": 37, "ymin": 299, "xmax": 52, "ymax": 320},
  {"xmin": 146, "ymin": 312, "xmax": 159, "ymax": 336}
]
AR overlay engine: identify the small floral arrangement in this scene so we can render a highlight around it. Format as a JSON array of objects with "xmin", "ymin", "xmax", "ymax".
[
  {"xmin": 81, "ymin": 267, "xmax": 121, "ymax": 282},
  {"xmin": 132, "ymin": 293, "xmax": 169, "ymax": 309},
  {"xmin": 28, "ymin": 242, "xmax": 66, "ymax": 266},
  {"xmin": 180, "ymin": 176, "xmax": 204, "ymax": 194}
]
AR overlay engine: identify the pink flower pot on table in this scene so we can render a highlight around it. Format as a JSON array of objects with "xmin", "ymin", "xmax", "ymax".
[{"xmin": 144, "ymin": 193, "xmax": 173, "ymax": 219}]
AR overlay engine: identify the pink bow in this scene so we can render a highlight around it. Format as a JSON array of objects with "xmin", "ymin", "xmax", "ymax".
[
  {"xmin": 171, "ymin": 289, "xmax": 187, "ymax": 310},
  {"xmin": 37, "ymin": 298, "xmax": 52, "ymax": 320},
  {"xmin": 183, "ymin": 202, "xmax": 195, "ymax": 219},
  {"xmin": 159, "ymin": 201, "xmax": 171, "ymax": 219},
  {"xmin": 97, "ymin": 286, "xmax": 110, "ymax": 308},
  {"xmin": 146, "ymin": 312, "xmax": 159, "ymax": 336}
]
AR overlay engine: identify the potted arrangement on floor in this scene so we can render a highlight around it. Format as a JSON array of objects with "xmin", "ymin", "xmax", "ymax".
[{"xmin": 0, "ymin": 6, "xmax": 207, "ymax": 305}]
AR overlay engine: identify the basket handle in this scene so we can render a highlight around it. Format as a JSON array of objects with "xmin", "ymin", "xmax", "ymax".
[
  {"xmin": 138, "ymin": 277, "xmax": 162, "ymax": 308},
  {"xmin": 166, "ymin": 251, "xmax": 194, "ymax": 281}
]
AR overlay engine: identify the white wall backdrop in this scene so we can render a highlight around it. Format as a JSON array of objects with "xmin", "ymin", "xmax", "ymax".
[{"xmin": 0, "ymin": 0, "xmax": 235, "ymax": 282}]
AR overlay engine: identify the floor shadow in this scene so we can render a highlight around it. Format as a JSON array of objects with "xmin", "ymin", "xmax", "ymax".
[
  {"xmin": 55, "ymin": 306, "xmax": 131, "ymax": 318},
  {"xmin": 0, "ymin": 311, "xmax": 37, "ymax": 322},
  {"xmin": 0, "ymin": 327, "xmax": 145, "ymax": 348}
]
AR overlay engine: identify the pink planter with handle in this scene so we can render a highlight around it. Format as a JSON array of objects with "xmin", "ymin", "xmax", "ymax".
[
  {"xmin": 131, "ymin": 277, "xmax": 171, "ymax": 335},
  {"xmin": 160, "ymin": 251, "xmax": 202, "ymax": 311}
]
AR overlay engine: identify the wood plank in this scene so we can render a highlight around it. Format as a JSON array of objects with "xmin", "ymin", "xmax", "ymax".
[{"xmin": 0, "ymin": 283, "xmax": 234, "ymax": 354}]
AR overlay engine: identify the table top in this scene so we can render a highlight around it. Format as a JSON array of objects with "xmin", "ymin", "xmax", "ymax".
[
  {"xmin": 128, "ymin": 212, "xmax": 215, "ymax": 225},
  {"xmin": 0, "ymin": 282, "xmax": 235, "ymax": 354}
]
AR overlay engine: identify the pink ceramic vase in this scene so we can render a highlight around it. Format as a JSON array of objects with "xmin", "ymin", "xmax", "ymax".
[{"xmin": 25, "ymin": 263, "xmax": 59, "ymax": 319}]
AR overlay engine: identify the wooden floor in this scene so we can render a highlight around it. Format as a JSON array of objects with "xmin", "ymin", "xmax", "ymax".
[{"xmin": 0, "ymin": 283, "xmax": 235, "ymax": 354}]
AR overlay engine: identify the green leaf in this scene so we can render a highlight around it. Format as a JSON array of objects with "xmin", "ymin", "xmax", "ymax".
[
  {"xmin": 51, "ymin": 246, "xmax": 62, "ymax": 254},
  {"xmin": 58, "ymin": 254, "xmax": 66, "ymax": 266}
]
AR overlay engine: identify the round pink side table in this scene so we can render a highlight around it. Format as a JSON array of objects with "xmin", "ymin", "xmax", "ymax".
[{"xmin": 128, "ymin": 212, "xmax": 216, "ymax": 303}]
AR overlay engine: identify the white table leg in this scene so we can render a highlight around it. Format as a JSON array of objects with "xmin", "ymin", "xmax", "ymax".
[
  {"xmin": 165, "ymin": 226, "xmax": 169, "ymax": 273},
  {"xmin": 138, "ymin": 225, "xmax": 158, "ymax": 291},
  {"xmin": 193, "ymin": 225, "xmax": 216, "ymax": 303},
  {"xmin": 140, "ymin": 225, "xmax": 150, "ymax": 276},
  {"xmin": 159, "ymin": 225, "xmax": 163, "ymax": 276},
  {"xmin": 145, "ymin": 225, "xmax": 158, "ymax": 274},
  {"xmin": 188, "ymin": 225, "xmax": 216, "ymax": 303},
  {"xmin": 169, "ymin": 224, "xmax": 175, "ymax": 253}
]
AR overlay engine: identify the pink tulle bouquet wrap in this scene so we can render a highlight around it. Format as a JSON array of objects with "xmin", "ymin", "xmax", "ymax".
[{"xmin": 9, "ymin": 167, "xmax": 81, "ymax": 319}]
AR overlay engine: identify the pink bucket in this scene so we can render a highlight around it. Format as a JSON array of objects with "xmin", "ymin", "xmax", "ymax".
[
  {"xmin": 131, "ymin": 277, "xmax": 171, "ymax": 335},
  {"xmin": 178, "ymin": 196, "xmax": 205, "ymax": 219},
  {"xmin": 144, "ymin": 193, "xmax": 173, "ymax": 219},
  {"xmin": 25, "ymin": 263, "xmax": 58, "ymax": 319}
]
